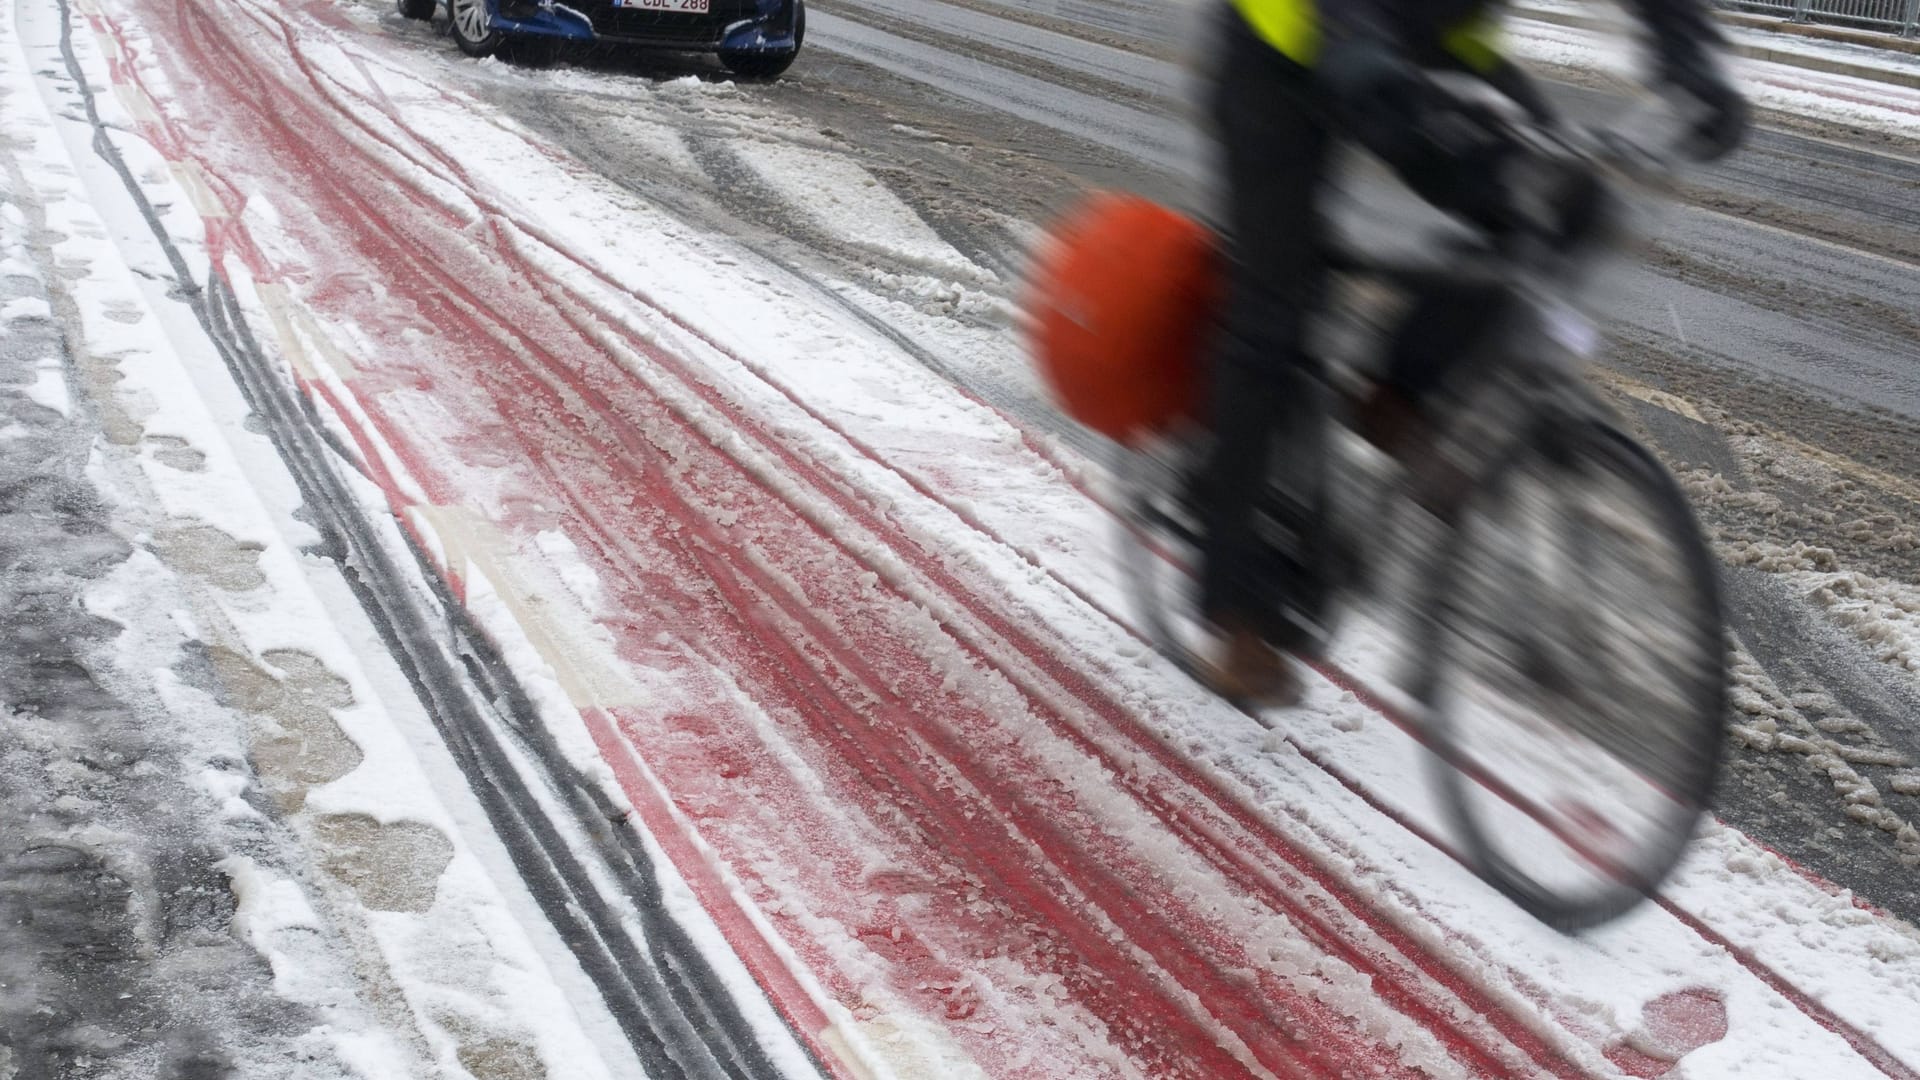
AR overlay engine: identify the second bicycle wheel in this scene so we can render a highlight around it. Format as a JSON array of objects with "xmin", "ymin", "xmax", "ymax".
[{"xmin": 1410, "ymin": 419, "xmax": 1726, "ymax": 931}]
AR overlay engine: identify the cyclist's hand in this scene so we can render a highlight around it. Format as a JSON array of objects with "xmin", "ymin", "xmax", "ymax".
[{"xmin": 1659, "ymin": 48, "xmax": 1749, "ymax": 161}]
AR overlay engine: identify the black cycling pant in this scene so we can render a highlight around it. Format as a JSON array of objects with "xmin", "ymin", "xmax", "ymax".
[
  {"xmin": 1195, "ymin": 10, "xmax": 1333, "ymax": 650},
  {"xmin": 1195, "ymin": 10, "xmax": 1511, "ymax": 650}
]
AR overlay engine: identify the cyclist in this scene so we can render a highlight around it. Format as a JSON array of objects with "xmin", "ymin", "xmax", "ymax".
[{"xmin": 1194, "ymin": 0, "xmax": 1748, "ymax": 703}]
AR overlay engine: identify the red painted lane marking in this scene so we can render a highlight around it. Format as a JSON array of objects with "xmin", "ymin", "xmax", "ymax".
[
  {"xmin": 481, "ymin": 267, "xmax": 1572, "ymax": 1076},
  {"xmin": 549, "ymin": 451, "xmax": 1282, "ymax": 1068},
  {"xmin": 1605, "ymin": 988, "xmax": 1729, "ymax": 1079},
  {"xmin": 491, "ymin": 277, "xmax": 1589, "ymax": 1073},
  {"xmin": 579, "ymin": 707, "xmax": 860, "ymax": 1080},
  {"xmin": 450, "ymin": 296, "xmax": 1358, "ymax": 1079},
  {"xmin": 1657, "ymin": 903, "xmax": 1920, "ymax": 1080},
  {"xmin": 97, "ymin": 2, "xmax": 1920, "ymax": 1068},
  {"xmin": 288, "ymin": 94, "xmax": 1589, "ymax": 1071},
  {"xmin": 557, "ymin": 483, "xmax": 1215, "ymax": 1078},
  {"xmin": 157, "ymin": 14, "xmax": 1582, "ymax": 1068},
  {"xmin": 240, "ymin": 48, "xmax": 1589, "ymax": 1060},
  {"xmin": 305, "ymin": 379, "xmax": 405, "ymax": 495},
  {"xmin": 127, "ymin": 10, "xmax": 1405, "ymax": 1068},
  {"xmin": 499, "ymin": 408, "xmax": 1264, "ymax": 1074}
]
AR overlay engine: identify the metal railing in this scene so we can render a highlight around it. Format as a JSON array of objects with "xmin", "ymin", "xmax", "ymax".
[{"xmin": 1718, "ymin": 0, "xmax": 1920, "ymax": 38}]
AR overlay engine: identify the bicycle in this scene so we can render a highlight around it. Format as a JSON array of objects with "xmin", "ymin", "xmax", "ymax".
[{"xmin": 1106, "ymin": 119, "xmax": 1728, "ymax": 931}]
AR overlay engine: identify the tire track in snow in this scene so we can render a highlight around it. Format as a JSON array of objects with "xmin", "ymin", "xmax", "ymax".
[
  {"xmin": 335, "ymin": 15, "xmax": 1920, "ymax": 1079},
  {"xmin": 93, "ymin": 6, "xmax": 1920, "ymax": 1076},
  {"xmin": 78, "ymin": 4, "xmax": 807, "ymax": 1078},
  {"xmin": 187, "ymin": 13, "xmax": 1494, "ymax": 1077},
  {"xmin": 100, "ymin": 4, "xmax": 1341, "ymax": 1075},
  {"xmin": 278, "ymin": 32, "xmax": 1611, "ymax": 1075},
  {"xmin": 430, "ymin": 64, "xmax": 1920, "ymax": 1080},
  {"xmin": 93, "ymin": 0, "xmax": 1605, "ymax": 1068}
]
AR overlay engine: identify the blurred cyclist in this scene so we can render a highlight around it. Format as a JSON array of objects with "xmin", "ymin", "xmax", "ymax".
[{"xmin": 1194, "ymin": 0, "xmax": 1748, "ymax": 704}]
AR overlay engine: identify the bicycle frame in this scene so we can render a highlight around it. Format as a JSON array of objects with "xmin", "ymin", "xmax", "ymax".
[{"xmin": 1115, "ymin": 118, "xmax": 1724, "ymax": 929}]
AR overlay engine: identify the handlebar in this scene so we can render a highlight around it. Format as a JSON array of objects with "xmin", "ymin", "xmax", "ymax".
[{"xmin": 1326, "ymin": 116, "xmax": 1685, "ymax": 287}]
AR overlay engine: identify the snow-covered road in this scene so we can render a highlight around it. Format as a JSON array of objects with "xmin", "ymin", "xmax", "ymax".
[{"xmin": 3, "ymin": 0, "xmax": 1918, "ymax": 1076}]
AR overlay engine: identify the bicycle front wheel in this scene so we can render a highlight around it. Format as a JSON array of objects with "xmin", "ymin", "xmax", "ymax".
[{"xmin": 1410, "ymin": 419, "xmax": 1726, "ymax": 931}]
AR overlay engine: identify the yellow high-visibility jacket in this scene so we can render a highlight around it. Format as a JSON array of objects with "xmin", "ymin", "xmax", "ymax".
[
  {"xmin": 1228, "ymin": 0, "xmax": 1501, "ymax": 69},
  {"xmin": 1228, "ymin": 0, "xmax": 1719, "ymax": 75}
]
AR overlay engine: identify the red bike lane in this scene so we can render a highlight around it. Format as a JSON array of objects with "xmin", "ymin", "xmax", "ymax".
[{"xmin": 80, "ymin": 1, "xmax": 1919, "ymax": 1077}]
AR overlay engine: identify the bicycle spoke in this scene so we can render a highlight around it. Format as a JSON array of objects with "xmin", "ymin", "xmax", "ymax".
[{"xmin": 1416, "ymin": 421, "xmax": 1726, "ymax": 929}]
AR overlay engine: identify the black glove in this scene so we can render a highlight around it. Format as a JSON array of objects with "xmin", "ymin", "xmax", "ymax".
[{"xmin": 1661, "ymin": 48, "xmax": 1749, "ymax": 161}]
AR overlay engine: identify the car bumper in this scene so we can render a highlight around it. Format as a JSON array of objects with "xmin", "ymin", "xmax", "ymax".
[{"xmin": 490, "ymin": 0, "xmax": 799, "ymax": 51}]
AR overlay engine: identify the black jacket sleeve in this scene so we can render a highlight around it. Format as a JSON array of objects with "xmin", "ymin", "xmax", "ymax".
[
  {"xmin": 1618, "ymin": 0, "xmax": 1730, "ymax": 71},
  {"xmin": 1316, "ymin": 0, "xmax": 1730, "ymax": 74}
]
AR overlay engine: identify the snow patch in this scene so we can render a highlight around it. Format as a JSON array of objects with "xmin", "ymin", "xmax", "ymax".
[
  {"xmin": 732, "ymin": 138, "xmax": 987, "ymax": 281},
  {"xmin": 22, "ymin": 356, "xmax": 69, "ymax": 416},
  {"xmin": 1, "ymin": 294, "xmax": 50, "ymax": 322}
]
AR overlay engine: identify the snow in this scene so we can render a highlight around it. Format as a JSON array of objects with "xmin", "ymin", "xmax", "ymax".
[
  {"xmin": 2, "ymin": 294, "xmax": 50, "ymax": 322},
  {"xmin": 535, "ymin": 526, "xmax": 610, "ymax": 613},
  {"xmin": 21, "ymin": 355, "xmax": 69, "ymax": 416},
  {"xmin": 1797, "ymin": 569, "xmax": 1920, "ymax": 675},
  {"xmin": 732, "ymin": 138, "xmax": 990, "ymax": 281},
  {"xmin": 5, "ymin": 0, "xmax": 1918, "ymax": 1074},
  {"xmin": 0, "ymin": 1, "xmax": 651, "ymax": 1075},
  {"xmin": 1506, "ymin": 5, "xmax": 1920, "ymax": 140},
  {"xmin": 339, "ymin": 36, "xmax": 1907, "ymax": 1069}
]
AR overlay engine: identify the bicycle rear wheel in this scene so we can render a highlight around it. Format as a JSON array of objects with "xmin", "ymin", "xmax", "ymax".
[
  {"xmin": 1114, "ymin": 431, "xmax": 1345, "ymax": 697},
  {"xmin": 1410, "ymin": 419, "xmax": 1726, "ymax": 931},
  {"xmin": 1113, "ymin": 437, "xmax": 1214, "ymax": 684}
]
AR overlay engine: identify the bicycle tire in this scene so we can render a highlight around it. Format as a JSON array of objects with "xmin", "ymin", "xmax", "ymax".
[
  {"xmin": 1410, "ymin": 418, "xmax": 1726, "ymax": 931},
  {"xmin": 1113, "ymin": 441, "xmax": 1211, "ymax": 685},
  {"xmin": 1113, "ymin": 435, "xmax": 1346, "ymax": 699}
]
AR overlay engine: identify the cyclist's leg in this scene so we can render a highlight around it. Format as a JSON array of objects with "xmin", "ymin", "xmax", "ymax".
[
  {"xmin": 1193, "ymin": 9, "xmax": 1332, "ymax": 692},
  {"xmin": 1359, "ymin": 281, "xmax": 1514, "ymax": 458},
  {"xmin": 1384, "ymin": 282, "xmax": 1514, "ymax": 401}
]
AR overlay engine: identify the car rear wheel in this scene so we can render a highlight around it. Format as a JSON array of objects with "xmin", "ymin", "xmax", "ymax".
[
  {"xmin": 396, "ymin": 0, "xmax": 435, "ymax": 20},
  {"xmin": 448, "ymin": 0, "xmax": 504, "ymax": 57},
  {"xmin": 719, "ymin": 0, "xmax": 802, "ymax": 79}
]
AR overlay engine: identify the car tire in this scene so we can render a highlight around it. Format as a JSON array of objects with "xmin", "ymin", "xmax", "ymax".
[
  {"xmin": 448, "ymin": 0, "xmax": 504, "ymax": 57},
  {"xmin": 396, "ymin": 0, "xmax": 435, "ymax": 20},
  {"xmin": 719, "ymin": 0, "xmax": 802, "ymax": 79}
]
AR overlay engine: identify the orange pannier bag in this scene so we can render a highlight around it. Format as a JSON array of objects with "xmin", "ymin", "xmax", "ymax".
[{"xmin": 1023, "ymin": 192, "xmax": 1221, "ymax": 444}]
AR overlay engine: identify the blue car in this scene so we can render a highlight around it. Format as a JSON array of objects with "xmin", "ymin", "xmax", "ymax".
[{"xmin": 400, "ymin": 0, "xmax": 804, "ymax": 78}]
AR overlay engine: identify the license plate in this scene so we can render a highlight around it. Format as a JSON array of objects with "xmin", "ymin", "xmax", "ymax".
[{"xmin": 613, "ymin": 0, "xmax": 709, "ymax": 10}]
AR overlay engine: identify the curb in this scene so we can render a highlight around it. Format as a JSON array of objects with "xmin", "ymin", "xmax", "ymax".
[{"xmin": 1515, "ymin": 5, "xmax": 1920, "ymax": 90}]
